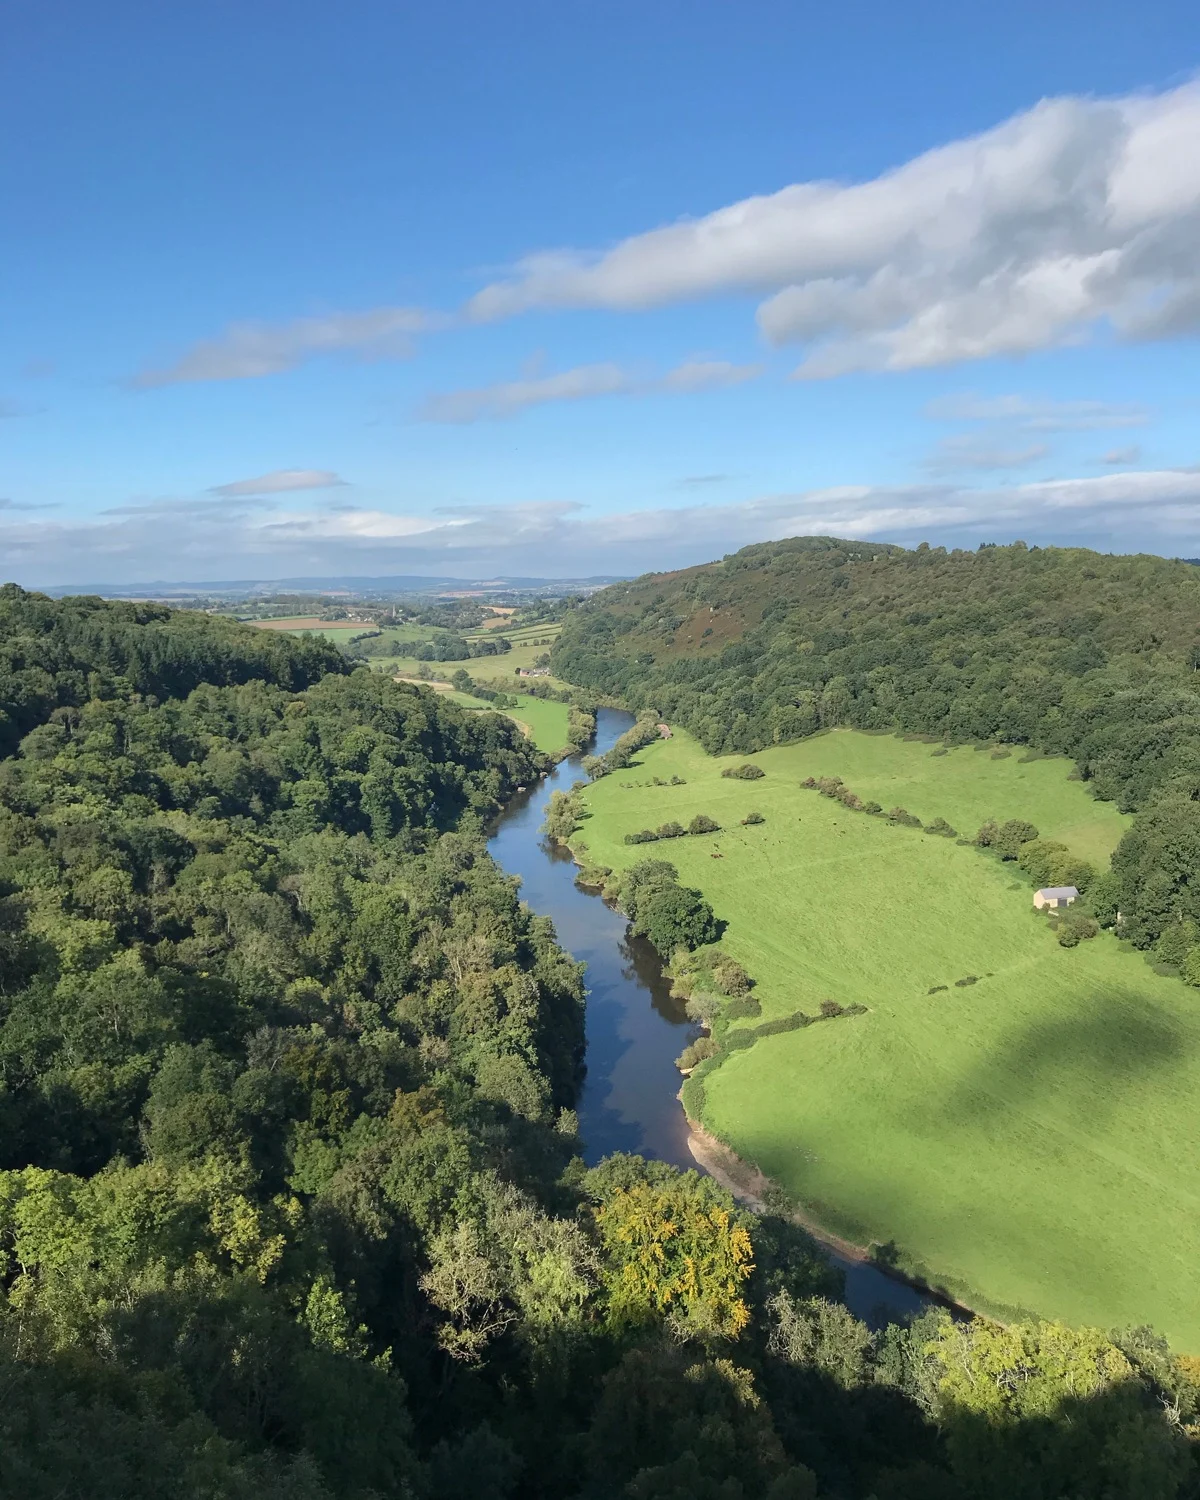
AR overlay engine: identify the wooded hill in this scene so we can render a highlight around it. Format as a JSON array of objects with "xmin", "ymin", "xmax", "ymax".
[{"xmin": 552, "ymin": 537, "xmax": 1200, "ymax": 954}]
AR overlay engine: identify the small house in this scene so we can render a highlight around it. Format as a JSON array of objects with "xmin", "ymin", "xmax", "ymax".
[{"xmin": 1034, "ymin": 886, "xmax": 1079, "ymax": 911}]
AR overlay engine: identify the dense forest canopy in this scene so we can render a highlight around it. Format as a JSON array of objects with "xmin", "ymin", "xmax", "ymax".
[
  {"xmin": 552, "ymin": 537, "xmax": 1200, "ymax": 950},
  {"xmin": 0, "ymin": 584, "xmax": 347, "ymax": 760},
  {"xmin": 1, "ymin": 585, "xmax": 1199, "ymax": 1497}
]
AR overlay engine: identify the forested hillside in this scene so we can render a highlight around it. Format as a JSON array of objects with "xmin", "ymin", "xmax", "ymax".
[
  {"xmin": 0, "ymin": 584, "xmax": 348, "ymax": 758},
  {"xmin": 552, "ymin": 538, "xmax": 1200, "ymax": 952},
  {"xmin": 2, "ymin": 587, "xmax": 1198, "ymax": 1498}
]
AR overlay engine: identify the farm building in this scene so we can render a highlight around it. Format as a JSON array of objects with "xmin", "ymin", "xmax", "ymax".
[{"xmin": 1034, "ymin": 886, "xmax": 1079, "ymax": 910}]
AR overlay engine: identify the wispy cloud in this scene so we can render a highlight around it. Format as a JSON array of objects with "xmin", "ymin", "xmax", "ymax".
[
  {"xmin": 210, "ymin": 469, "xmax": 348, "ymax": 498},
  {"xmin": 12, "ymin": 468, "xmax": 1200, "ymax": 586},
  {"xmin": 134, "ymin": 307, "xmax": 439, "ymax": 387},
  {"xmin": 926, "ymin": 393, "xmax": 1150, "ymax": 430},
  {"xmin": 924, "ymin": 437, "xmax": 1050, "ymax": 474},
  {"xmin": 466, "ymin": 81, "xmax": 1200, "ymax": 377},
  {"xmin": 419, "ymin": 356, "xmax": 762, "ymax": 423},
  {"xmin": 660, "ymin": 359, "xmax": 763, "ymax": 392},
  {"xmin": 1101, "ymin": 444, "xmax": 1143, "ymax": 465}
]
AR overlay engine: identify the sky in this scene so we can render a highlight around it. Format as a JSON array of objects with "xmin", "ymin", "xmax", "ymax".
[{"xmin": 3, "ymin": 0, "xmax": 1200, "ymax": 585}]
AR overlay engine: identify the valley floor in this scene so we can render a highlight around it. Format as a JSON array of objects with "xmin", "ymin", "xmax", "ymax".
[{"xmin": 572, "ymin": 728, "xmax": 1200, "ymax": 1346}]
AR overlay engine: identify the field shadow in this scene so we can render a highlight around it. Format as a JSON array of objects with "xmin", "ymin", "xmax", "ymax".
[{"xmin": 935, "ymin": 986, "xmax": 1190, "ymax": 1132}]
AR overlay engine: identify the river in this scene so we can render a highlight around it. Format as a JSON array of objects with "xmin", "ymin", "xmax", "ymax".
[{"xmin": 488, "ymin": 706, "xmax": 936, "ymax": 1327}]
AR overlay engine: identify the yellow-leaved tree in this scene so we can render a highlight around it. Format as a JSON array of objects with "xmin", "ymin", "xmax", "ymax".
[{"xmin": 595, "ymin": 1179, "xmax": 754, "ymax": 1339}]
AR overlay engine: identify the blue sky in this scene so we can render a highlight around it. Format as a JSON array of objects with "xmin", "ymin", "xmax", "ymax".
[{"xmin": 3, "ymin": 0, "xmax": 1200, "ymax": 584}]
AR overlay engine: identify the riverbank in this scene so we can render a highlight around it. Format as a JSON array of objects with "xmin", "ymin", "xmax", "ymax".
[
  {"xmin": 687, "ymin": 1119, "xmax": 973, "ymax": 1322},
  {"xmin": 484, "ymin": 707, "xmax": 942, "ymax": 1325}
]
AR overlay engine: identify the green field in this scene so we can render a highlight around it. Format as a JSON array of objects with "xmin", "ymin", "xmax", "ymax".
[
  {"xmin": 410, "ymin": 683, "xmax": 570, "ymax": 755},
  {"xmin": 572, "ymin": 728, "xmax": 1200, "ymax": 1346},
  {"xmin": 373, "ymin": 621, "xmax": 561, "ymax": 680},
  {"xmin": 499, "ymin": 693, "xmax": 571, "ymax": 754}
]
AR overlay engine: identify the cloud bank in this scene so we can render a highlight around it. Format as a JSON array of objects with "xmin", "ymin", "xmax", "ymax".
[
  {"xmin": 419, "ymin": 357, "xmax": 762, "ymax": 422},
  {"xmin": 467, "ymin": 82, "xmax": 1200, "ymax": 376},
  {"xmin": 10, "ymin": 467, "xmax": 1200, "ymax": 586}
]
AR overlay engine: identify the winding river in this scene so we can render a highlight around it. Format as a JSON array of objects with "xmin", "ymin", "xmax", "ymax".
[{"xmin": 488, "ymin": 706, "xmax": 935, "ymax": 1326}]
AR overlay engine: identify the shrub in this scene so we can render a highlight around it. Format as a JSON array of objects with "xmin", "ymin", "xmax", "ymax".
[
  {"xmin": 1184, "ymin": 946, "xmax": 1200, "ymax": 987},
  {"xmin": 723, "ymin": 1028, "xmax": 759, "ymax": 1051},
  {"xmin": 1156, "ymin": 919, "xmax": 1200, "ymax": 968},
  {"xmin": 954, "ymin": 975, "xmax": 979, "ymax": 987},
  {"xmin": 863, "ymin": 801, "xmax": 882, "ymax": 815},
  {"xmin": 819, "ymin": 999, "xmax": 846, "ymax": 1018},
  {"xmin": 888, "ymin": 807, "xmax": 922, "ymax": 827},
  {"xmin": 656, "ymin": 821, "xmax": 686, "ymax": 839},
  {"xmin": 741, "ymin": 811, "xmax": 765, "ymax": 825},
  {"xmin": 996, "ymin": 818, "xmax": 1040, "ymax": 858},
  {"xmin": 722, "ymin": 764, "xmax": 765, "ymax": 780},
  {"xmin": 688, "ymin": 813, "xmax": 721, "ymax": 835},
  {"xmin": 722, "ymin": 996, "xmax": 763, "ymax": 1020},
  {"xmin": 837, "ymin": 790, "xmax": 864, "ymax": 810},
  {"xmin": 624, "ymin": 828, "xmax": 659, "ymax": 845},
  {"xmin": 670, "ymin": 774, "xmax": 687, "ymax": 785},
  {"xmin": 1056, "ymin": 913, "xmax": 1099, "ymax": 947},
  {"xmin": 753, "ymin": 1011, "xmax": 812, "ymax": 1037},
  {"xmin": 928, "ymin": 984, "xmax": 948, "ymax": 994},
  {"xmin": 924, "ymin": 817, "xmax": 958, "ymax": 837},
  {"xmin": 711, "ymin": 956, "xmax": 752, "ymax": 996},
  {"xmin": 676, "ymin": 1036, "xmax": 718, "ymax": 1071}
]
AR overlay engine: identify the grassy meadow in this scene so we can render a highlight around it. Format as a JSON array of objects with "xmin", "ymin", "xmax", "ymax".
[
  {"xmin": 402, "ymin": 681, "xmax": 570, "ymax": 755},
  {"xmin": 572, "ymin": 728, "xmax": 1200, "ymax": 1346}
]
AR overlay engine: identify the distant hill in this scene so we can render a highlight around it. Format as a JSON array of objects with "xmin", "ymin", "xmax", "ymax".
[{"xmin": 39, "ymin": 573, "xmax": 626, "ymax": 601}]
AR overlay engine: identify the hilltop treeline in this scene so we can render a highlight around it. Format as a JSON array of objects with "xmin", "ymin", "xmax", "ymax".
[
  {"xmin": 552, "ymin": 537, "xmax": 1200, "ymax": 956},
  {"xmin": 0, "ymin": 584, "xmax": 346, "ymax": 759},
  {"xmin": 1, "ymin": 589, "xmax": 1199, "ymax": 1497}
]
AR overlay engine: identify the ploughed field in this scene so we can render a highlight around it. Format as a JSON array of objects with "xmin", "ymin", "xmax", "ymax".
[{"xmin": 571, "ymin": 728, "xmax": 1200, "ymax": 1346}]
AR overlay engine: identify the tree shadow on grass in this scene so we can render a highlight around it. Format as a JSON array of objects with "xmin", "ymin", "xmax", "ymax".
[{"xmin": 934, "ymin": 984, "xmax": 1190, "ymax": 1134}]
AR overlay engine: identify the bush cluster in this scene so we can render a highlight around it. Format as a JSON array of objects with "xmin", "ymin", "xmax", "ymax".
[
  {"xmin": 624, "ymin": 813, "xmax": 721, "ymax": 845},
  {"xmin": 721, "ymin": 763, "xmax": 765, "ymax": 780}
]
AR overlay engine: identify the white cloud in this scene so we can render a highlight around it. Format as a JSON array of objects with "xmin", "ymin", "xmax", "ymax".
[
  {"xmin": 11, "ymin": 468, "xmax": 1200, "ymax": 587},
  {"xmin": 210, "ymin": 469, "xmax": 348, "ymax": 497},
  {"xmin": 135, "ymin": 307, "xmax": 438, "ymax": 387},
  {"xmin": 420, "ymin": 362, "xmax": 632, "ymax": 423},
  {"xmin": 467, "ymin": 82, "xmax": 1200, "ymax": 376},
  {"xmin": 660, "ymin": 358, "xmax": 763, "ymax": 392},
  {"xmin": 1101, "ymin": 444, "xmax": 1143, "ymax": 465},
  {"xmin": 925, "ymin": 393, "xmax": 1149, "ymax": 430},
  {"xmin": 419, "ymin": 356, "xmax": 762, "ymax": 423},
  {"xmin": 924, "ymin": 437, "xmax": 1050, "ymax": 474}
]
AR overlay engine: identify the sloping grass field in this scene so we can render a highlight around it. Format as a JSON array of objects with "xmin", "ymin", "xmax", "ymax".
[
  {"xmin": 409, "ymin": 684, "xmax": 570, "ymax": 755},
  {"xmin": 571, "ymin": 728, "xmax": 1200, "ymax": 1346}
]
